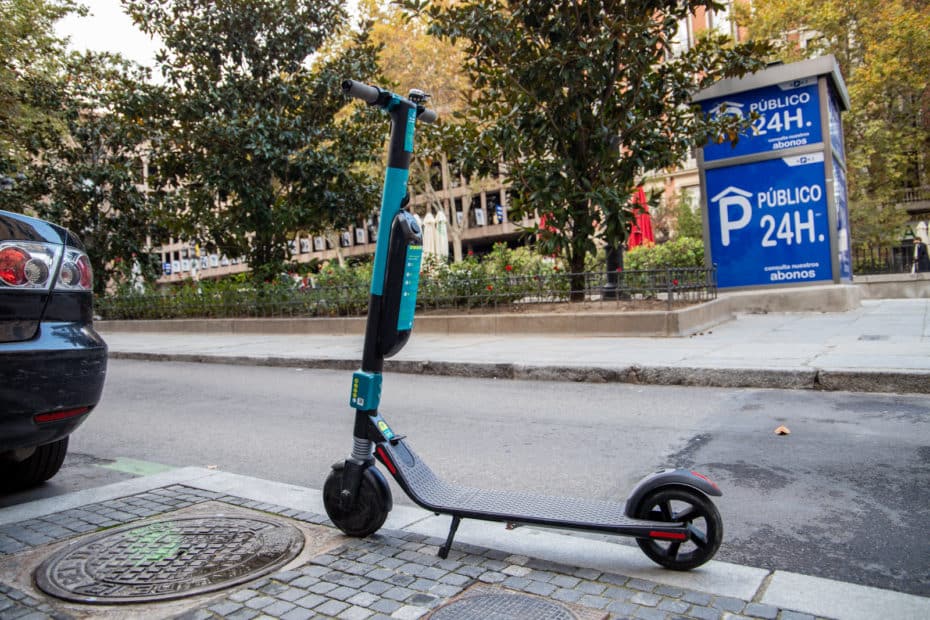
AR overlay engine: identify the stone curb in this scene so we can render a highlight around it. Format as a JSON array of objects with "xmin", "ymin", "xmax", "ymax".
[{"xmin": 107, "ymin": 351, "xmax": 930, "ymax": 394}]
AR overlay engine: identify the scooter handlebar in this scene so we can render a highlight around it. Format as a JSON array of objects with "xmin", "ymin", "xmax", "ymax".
[
  {"xmin": 342, "ymin": 79, "xmax": 381, "ymax": 104},
  {"xmin": 342, "ymin": 79, "xmax": 438, "ymax": 124}
]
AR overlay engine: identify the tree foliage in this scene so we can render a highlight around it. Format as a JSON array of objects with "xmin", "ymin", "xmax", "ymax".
[
  {"xmin": 0, "ymin": 0, "xmax": 80, "ymax": 184},
  {"xmin": 408, "ymin": 0, "xmax": 770, "ymax": 297},
  {"xmin": 21, "ymin": 53, "xmax": 163, "ymax": 293},
  {"xmin": 742, "ymin": 0, "xmax": 929, "ymax": 246},
  {"xmin": 124, "ymin": 0, "xmax": 384, "ymax": 282}
]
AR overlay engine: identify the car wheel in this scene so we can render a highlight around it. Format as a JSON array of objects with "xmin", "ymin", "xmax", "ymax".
[{"xmin": 0, "ymin": 437, "xmax": 68, "ymax": 491}]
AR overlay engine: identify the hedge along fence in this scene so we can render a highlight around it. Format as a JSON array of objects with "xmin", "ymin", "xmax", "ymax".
[{"xmin": 97, "ymin": 241, "xmax": 715, "ymax": 320}]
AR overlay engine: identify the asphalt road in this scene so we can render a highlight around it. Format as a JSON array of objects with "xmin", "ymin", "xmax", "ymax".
[{"xmin": 5, "ymin": 359, "xmax": 929, "ymax": 596}]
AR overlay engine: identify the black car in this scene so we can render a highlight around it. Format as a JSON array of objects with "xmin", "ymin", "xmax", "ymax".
[{"xmin": 0, "ymin": 209, "xmax": 107, "ymax": 490}]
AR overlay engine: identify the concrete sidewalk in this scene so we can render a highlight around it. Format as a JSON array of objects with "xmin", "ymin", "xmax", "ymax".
[
  {"xmin": 3, "ymin": 467, "xmax": 929, "ymax": 620},
  {"xmin": 101, "ymin": 298, "xmax": 930, "ymax": 393}
]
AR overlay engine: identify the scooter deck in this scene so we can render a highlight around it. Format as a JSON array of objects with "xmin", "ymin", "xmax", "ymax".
[{"xmin": 377, "ymin": 439, "xmax": 672, "ymax": 534}]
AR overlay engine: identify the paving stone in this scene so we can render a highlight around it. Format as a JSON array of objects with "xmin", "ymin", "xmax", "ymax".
[
  {"xmin": 226, "ymin": 608, "xmax": 260, "ymax": 620},
  {"xmin": 626, "ymin": 578, "xmax": 657, "ymax": 593},
  {"xmin": 387, "ymin": 574, "xmax": 416, "ymax": 587},
  {"xmin": 383, "ymin": 586, "xmax": 414, "ymax": 602},
  {"xmin": 326, "ymin": 573, "xmax": 370, "ymax": 589},
  {"xmin": 338, "ymin": 605, "xmax": 373, "ymax": 620},
  {"xmin": 743, "ymin": 602, "xmax": 780, "ymax": 619},
  {"xmin": 208, "ymin": 601, "xmax": 245, "ymax": 616},
  {"xmin": 579, "ymin": 594, "xmax": 611, "ymax": 609},
  {"xmin": 633, "ymin": 606, "xmax": 666, "ymax": 620},
  {"xmin": 309, "ymin": 582, "xmax": 338, "ymax": 595},
  {"xmin": 438, "ymin": 572, "xmax": 471, "ymax": 587},
  {"xmin": 390, "ymin": 605, "xmax": 429, "ymax": 620},
  {"xmin": 294, "ymin": 594, "xmax": 326, "ymax": 609},
  {"xmin": 503, "ymin": 576, "xmax": 531, "ymax": 590},
  {"xmin": 573, "ymin": 567, "xmax": 602, "ymax": 580},
  {"xmin": 712, "ymin": 596, "xmax": 746, "ymax": 613},
  {"xmin": 398, "ymin": 563, "xmax": 427, "ymax": 577},
  {"xmin": 362, "ymin": 581, "xmax": 393, "ymax": 596},
  {"xmin": 454, "ymin": 565, "xmax": 485, "ymax": 578},
  {"xmin": 577, "ymin": 581, "xmax": 607, "ymax": 595},
  {"xmin": 347, "ymin": 592, "xmax": 380, "ymax": 608},
  {"xmin": 682, "ymin": 591, "xmax": 714, "ymax": 606},
  {"xmin": 655, "ymin": 585, "xmax": 685, "ymax": 598},
  {"xmin": 658, "ymin": 598, "xmax": 690, "ymax": 614},
  {"xmin": 523, "ymin": 581, "xmax": 557, "ymax": 597},
  {"xmin": 370, "ymin": 599, "xmax": 403, "ymax": 615},
  {"xmin": 260, "ymin": 581, "xmax": 289, "ymax": 596},
  {"xmin": 689, "ymin": 605, "xmax": 722, "ymax": 620},
  {"xmin": 606, "ymin": 600, "xmax": 638, "ymax": 616},
  {"xmin": 315, "ymin": 600, "xmax": 350, "ymax": 616},
  {"xmin": 243, "ymin": 595, "xmax": 276, "ymax": 610},
  {"xmin": 630, "ymin": 592, "xmax": 661, "ymax": 607},
  {"xmin": 409, "ymin": 578, "xmax": 438, "ymax": 592},
  {"xmin": 778, "ymin": 612, "xmax": 815, "ymax": 620},
  {"xmin": 378, "ymin": 557, "xmax": 406, "ymax": 570},
  {"xmin": 428, "ymin": 584, "xmax": 462, "ymax": 598},
  {"xmin": 289, "ymin": 576, "xmax": 319, "ymax": 589},
  {"xmin": 550, "ymin": 575, "xmax": 581, "ymax": 588},
  {"xmin": 551, "ymin": 588, "xmax": 583, "ymax": 603},
  {"xmin": 477, "ymin": 571, "xmax": 506, "ymax": 583},
  {"xmin": 329, "ymin": 585, "xmax": 361, "ymax": 601},
  {"xmin": 263, "ymin": 600, "xmax": 297, "ymax": 616},
  {"xmin": 366, "ymin": 568, "xmax": 396, "ymax": 582},
  {"xmin": 301, "ymin": 565, "xmax": 332, "ymax": 578},
  {"xmin": 229, "ymin": 589, "xmax": 261, "ymax": 603},
  {"xmin": 277, "ymin": 587, "xmax": 310, "ymax": 603}
]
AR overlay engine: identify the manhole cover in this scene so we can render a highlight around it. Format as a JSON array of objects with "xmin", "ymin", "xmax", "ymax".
[
  {"xmin": 35, "ymin": 515, "xmax": 304, "ymax": 604},
  {"xmin": 431, "ymin": 592, "xmax": 577, "ymax": 619}
]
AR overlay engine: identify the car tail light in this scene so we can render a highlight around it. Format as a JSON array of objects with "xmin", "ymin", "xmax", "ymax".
[
  {"xmin": 0, "ymin": 242, "xmax": 60, "ymax": 290},
  {"xmin": 55, "ymin": 248, "xmax": 93, "ymax": 291}
]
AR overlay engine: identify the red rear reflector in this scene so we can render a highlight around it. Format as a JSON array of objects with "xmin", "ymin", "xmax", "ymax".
[
  {"xmin": 34, "ymin": 407, "xmax": 90, "ymax": 424},
  {"xmin": 691, "ymin": 471, "xmax": 720, "ymax": 490},
  {"xmin": 375, "ymin": 446, "xmax": 397, "ymax": 475},
  {"xmin": 649, "ymin": 530, "xmax": 688, "ymax": 541}
]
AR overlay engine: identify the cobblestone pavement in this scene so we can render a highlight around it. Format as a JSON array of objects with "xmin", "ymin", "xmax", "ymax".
[{"xmin": 0, "ymin": 485, "xmax": 827, "ymax": 620}]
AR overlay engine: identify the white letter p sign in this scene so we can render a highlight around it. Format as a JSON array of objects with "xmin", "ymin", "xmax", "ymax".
[{"xmin": 711, "ymin": 187, "xmax": 753, "ymax": 247}]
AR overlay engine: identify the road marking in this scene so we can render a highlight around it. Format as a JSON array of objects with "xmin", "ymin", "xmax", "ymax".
[{"xmin": 98, "ymin": 458, "xmax": 176, "ymax": 477}]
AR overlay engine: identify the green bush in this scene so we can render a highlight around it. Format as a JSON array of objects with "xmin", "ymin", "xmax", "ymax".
[{"xmin": 624, "ymin": 237, "xmax": 704, "ymax": 270}]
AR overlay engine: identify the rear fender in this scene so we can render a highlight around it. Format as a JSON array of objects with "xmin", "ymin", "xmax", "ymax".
[{"xmin": 624, "ymin": 469, "xmax": 721, "ymax": 518}]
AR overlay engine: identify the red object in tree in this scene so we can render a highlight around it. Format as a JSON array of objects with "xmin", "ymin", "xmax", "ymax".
[{"xmin": 627, "ymin": 187, "xmax": 655, "ymax": 249}]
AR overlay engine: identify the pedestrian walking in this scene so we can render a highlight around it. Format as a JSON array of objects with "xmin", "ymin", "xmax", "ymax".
[{"xmin": 913, "ymin": 237, "xmax": 930, "ymax": 273}]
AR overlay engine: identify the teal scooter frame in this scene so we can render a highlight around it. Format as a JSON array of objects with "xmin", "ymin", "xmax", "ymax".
[{"xmin": 324, "ymin": 80, "xmax": 724, "ymax": 570}]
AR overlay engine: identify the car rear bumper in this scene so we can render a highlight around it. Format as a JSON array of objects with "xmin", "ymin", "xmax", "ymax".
[{"xmin": 0, "ymin": 322, "xmax": 107, "ymax": 453}]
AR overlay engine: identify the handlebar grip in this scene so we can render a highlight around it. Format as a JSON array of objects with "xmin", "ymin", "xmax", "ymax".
[
  {"xmin": 418, "ymin": 108, "xmax": 438, "ymax": 124},
  {"xmin": 342, "ymin": 79, "xmax": 381, "ymax": 104}
]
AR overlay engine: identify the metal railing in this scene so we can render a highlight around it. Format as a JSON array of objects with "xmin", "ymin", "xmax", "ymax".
[
  {"xmin": 97, "ymin": 267, "xmax": 717, "ymax": 321},
  {"xmin": 852, "ymin": 245, "xmax": 919, "ymax": 274}
]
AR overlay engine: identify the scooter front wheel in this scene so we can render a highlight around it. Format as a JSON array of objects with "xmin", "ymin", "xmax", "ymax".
[
  {"xmin": 633, "ymin": 487, "xmax": 723, "ymax": 570},
  {"xmin": 323, "ymin": 466, "xmax": 391, "ymax": 537}
]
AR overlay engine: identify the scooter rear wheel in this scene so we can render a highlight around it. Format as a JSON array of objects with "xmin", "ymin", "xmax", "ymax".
[
  {"xmin": 323, "ymin": 467, "xmax": 391, "ymax": 537},
  {"xmin": 633, "ymin": 487, "xmax": 722, "ymax": 570}
]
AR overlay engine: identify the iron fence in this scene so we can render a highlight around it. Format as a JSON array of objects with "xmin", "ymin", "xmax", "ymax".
[
  {"xmin": 97, "ymin": 267, "xmax": 717, "ymax": 320},
  {"xmin": 852, "ymin": 245, "xmax": 916, "ymax": 275}
]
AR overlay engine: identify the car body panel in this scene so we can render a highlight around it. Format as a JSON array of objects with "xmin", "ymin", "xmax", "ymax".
[{"xmin": 0, "ymin": 209, "xmax": 107, "ymax": 461}]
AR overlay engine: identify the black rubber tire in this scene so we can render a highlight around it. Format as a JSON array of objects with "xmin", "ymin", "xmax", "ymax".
[
  {"xmin": 633, "ymin": 486, "xmax": 723, "ymax": 570},
  {"xmin": 0, "ymin": 437, "xmax": 68, "ymax": 491},
  {"xmin": 323, "ymin": 467, "xmax": 391, "ymax": 537}
]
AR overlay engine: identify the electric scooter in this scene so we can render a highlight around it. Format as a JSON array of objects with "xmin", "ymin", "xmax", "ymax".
[{"xmin": 324, "ymin": 80, "xmax": 723, "ymax": 570}]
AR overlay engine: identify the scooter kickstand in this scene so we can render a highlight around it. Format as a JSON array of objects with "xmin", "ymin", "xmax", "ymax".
[{"xmin": 438, "ymin": 516, "xmax": 461, "ymax": 559}]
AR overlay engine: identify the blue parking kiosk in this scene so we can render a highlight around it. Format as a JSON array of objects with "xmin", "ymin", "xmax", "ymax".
[{"xmin": 694, "ymin": 55, "xmax": 851, "ymax": 290}]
